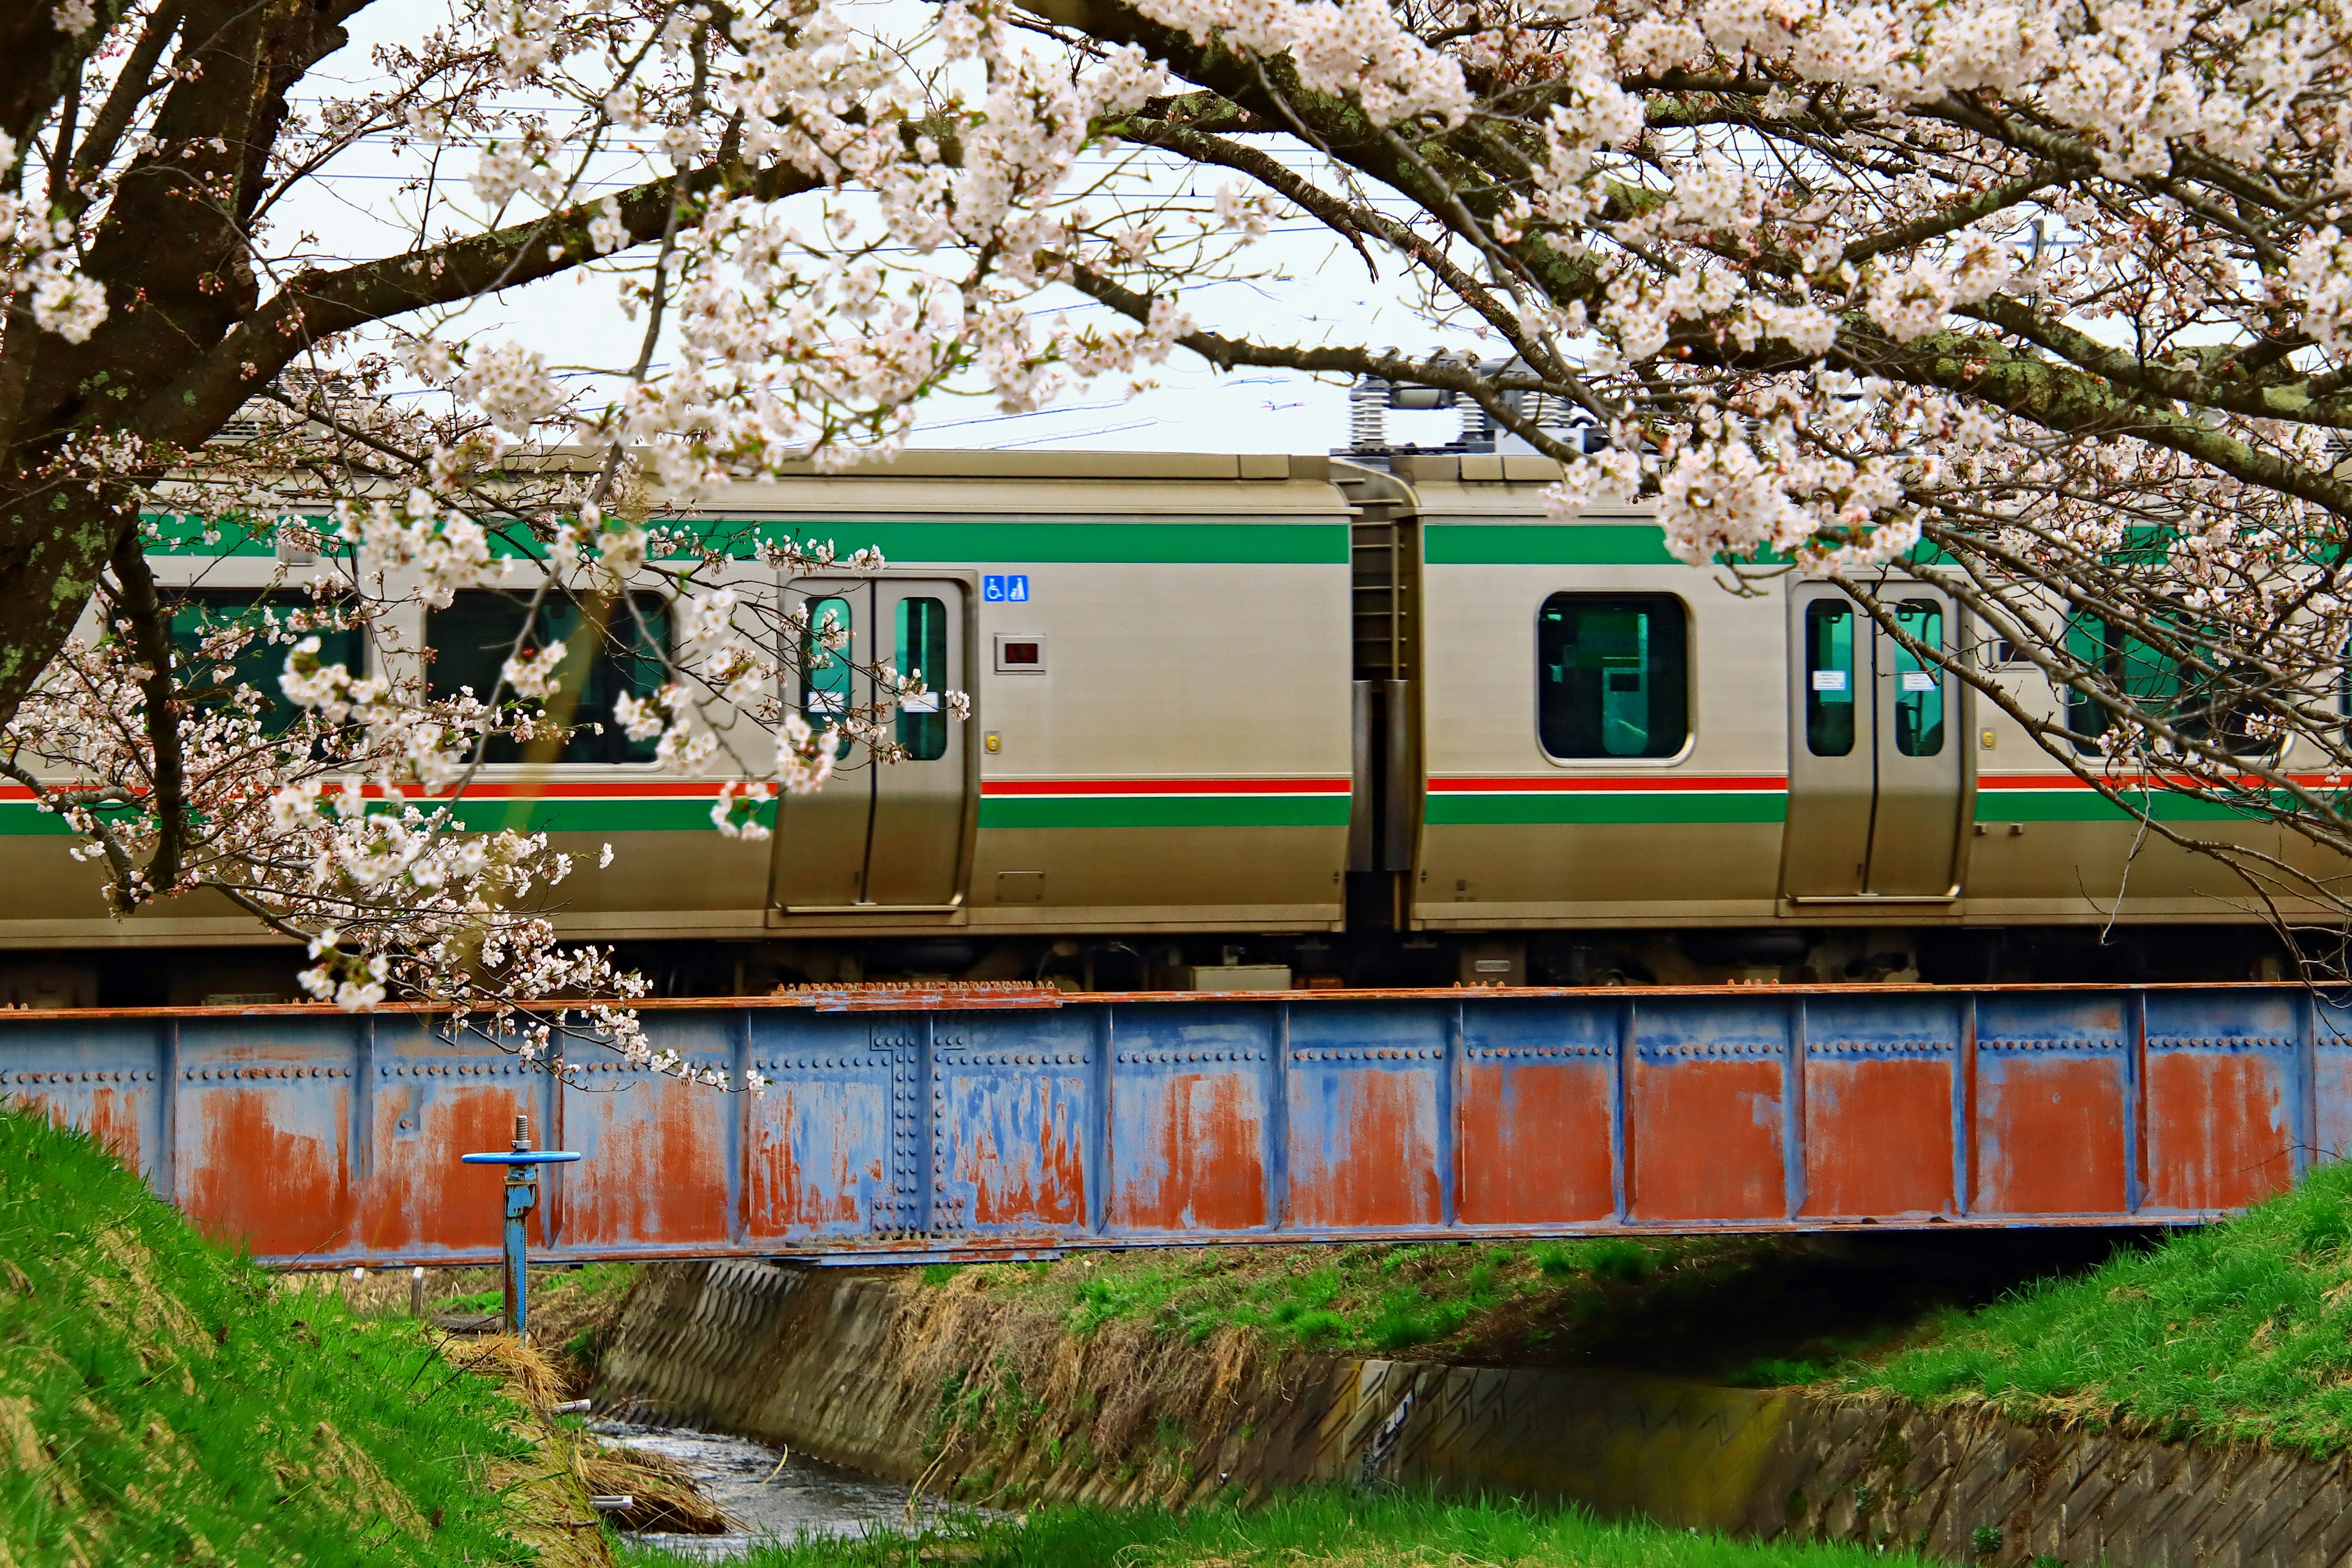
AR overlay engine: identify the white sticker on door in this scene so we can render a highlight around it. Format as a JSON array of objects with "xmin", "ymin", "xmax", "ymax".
[
  {"xmin": 1901, "ymin": 671, "xmax": 1938, "ymax": 690},
  {"xmin": 1811, "ymin": 669, "xmax": 1849, "ymax": 691}
]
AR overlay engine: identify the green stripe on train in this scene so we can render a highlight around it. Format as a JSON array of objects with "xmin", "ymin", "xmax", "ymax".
[
  {"xmin": 1425, "ymin": 793, "xmax": 1787, "ymax": 825},
  {"xmin": 0, "ymin": 804, "xmax": 79, "ymax": 835},
  {"xmin": 143, "ymin": 516, "xmax": 1353, "ymax": 565},
  {"xmin": 1975, "ymin": 790, "xmax": 2279, "ymax": 824}
]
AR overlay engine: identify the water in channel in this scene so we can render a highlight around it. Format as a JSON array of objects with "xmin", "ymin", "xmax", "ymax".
[{"xmin": 596, "ymin": 1422, "xmax": 978, "ymax": 1561}]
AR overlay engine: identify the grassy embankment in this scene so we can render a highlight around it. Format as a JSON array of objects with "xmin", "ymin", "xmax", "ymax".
[
  {"xmin": 1856, "ymin": 1156, "xmax": 2352, "ymax": 1453},
  {"xmin": 0, "ymin": 1104, "xmax": 603, "ymax": 1566},
  {"xmin": 877, "ymin": 1183, "xmax": 2352, "ymax": 1510},
  {"xmin": 914, "ymin": 1226, "xmax": 2113, "ymax": 1385},
  {"xmin": 914, "ymin": 1160, "xmax": 2352, "ymax": 1456},
  {"xmin": 619, "ymin": 1488, "xmax": 1935, "ymax": 1568}
]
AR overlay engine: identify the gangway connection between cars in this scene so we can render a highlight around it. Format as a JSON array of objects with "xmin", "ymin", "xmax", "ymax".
[{"xmin": 0, "ymin": 982, "xmax": 2335, "ymax": 1268}]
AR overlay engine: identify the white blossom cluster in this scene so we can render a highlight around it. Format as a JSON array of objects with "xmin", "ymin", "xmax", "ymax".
[{"xmin": 0, "ymin": 129, "xmax": 108, "ymax": 346}]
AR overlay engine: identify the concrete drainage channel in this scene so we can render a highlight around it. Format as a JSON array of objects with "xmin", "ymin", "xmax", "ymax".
[{"xmin": 596, "ymin": 1260, "xmax": 2352, "ymax": 1568}]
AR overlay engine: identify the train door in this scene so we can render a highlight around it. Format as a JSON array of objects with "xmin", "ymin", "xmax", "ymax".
[
  {"xmin": 1782, "ymin": 585, "xmax": 1966, "ymax": 899},
  {"xmin": 771, "ymin": 578, "xmax": 972, "ymax": 911}
]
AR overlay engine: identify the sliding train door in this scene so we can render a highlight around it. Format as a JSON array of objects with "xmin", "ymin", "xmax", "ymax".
[
  {"xmin": 1782, "ymin": 584, "xmax": 1967, "ymax": 900},
  {"xmin": 771, "ymin": 577, "xmax": 973, "ymax": 912}
]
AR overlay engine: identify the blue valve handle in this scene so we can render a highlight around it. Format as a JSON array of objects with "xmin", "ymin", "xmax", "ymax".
[{"xmin": 461, "ymin": 1143, "xmax": 580, "ymax": 1339}]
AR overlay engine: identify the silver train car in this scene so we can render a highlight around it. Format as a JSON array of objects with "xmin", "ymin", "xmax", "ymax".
[{"xmin": 0, "ymin": 448, "xmax": 2302, "ymax": 1006}]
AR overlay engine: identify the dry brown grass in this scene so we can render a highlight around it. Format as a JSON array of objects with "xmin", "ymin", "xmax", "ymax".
[
  {"xmin": 582, "ymin": 1441, "xmax": 735, "ymax": 1534},
  {"xmin": 435, "ymin": 1334, "xmax": 643, "ymax": 1567},
  {"xmin": 448, "ymin": 1331, "xmax": 734, "ymax": 1540}
]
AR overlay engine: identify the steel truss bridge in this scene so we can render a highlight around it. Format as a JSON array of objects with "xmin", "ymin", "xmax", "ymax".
[{"xmin": 1, "ymin": 983, "xmax": 2336, "ymax": 1268}]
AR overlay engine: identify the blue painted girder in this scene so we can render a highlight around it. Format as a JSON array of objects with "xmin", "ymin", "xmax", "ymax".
[{"xmin": 0, "ymin": 984, "xmax": 2332, "ymax": 1268}]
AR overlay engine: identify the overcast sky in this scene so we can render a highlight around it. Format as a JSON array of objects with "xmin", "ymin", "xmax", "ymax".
[{"xmin": 273, "ymin": 0, "xmax": 1485, "ymax": 458}]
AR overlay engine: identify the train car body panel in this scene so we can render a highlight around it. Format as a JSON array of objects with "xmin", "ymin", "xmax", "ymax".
[
  {"xmin": 737, "ymin": 454, "xmax": 1357, "ymax": 940},
  {"xmin": 0, "ymin": 446, "xmax": 2336, "ymax": 998},
  {"xmin": 1408, "ymin": 457, "xmax": 1789, "ymax": 930},
  {"xmin": 1387, "ymin": 452, "xmax": 2332, "ymax": 935}
]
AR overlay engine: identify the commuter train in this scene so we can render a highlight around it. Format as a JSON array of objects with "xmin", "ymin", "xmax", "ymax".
[{"xmin": 0, "ymin": 446, "xmax": 2306, "ymax": 1007}]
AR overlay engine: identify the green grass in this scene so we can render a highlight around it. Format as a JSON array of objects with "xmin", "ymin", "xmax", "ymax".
[
  {"xmin": 0, "ymin": 1106, "xmax": 540, "ymax": 1565},
  {"xmin": 616, "ymin": 1487, "xmax": 1931, "ymax": 1568},
  {"xmin": 1856, "ymin": 1159, "xmax": 2352, "ymax": 1453},
  {"xmin": 1030, "ymin": 1236, "xmax": 1768, "ymax": 1357},
  {"xmin": 439, "ymin": 1260, "xmax": 638, "ymax": 1315}
]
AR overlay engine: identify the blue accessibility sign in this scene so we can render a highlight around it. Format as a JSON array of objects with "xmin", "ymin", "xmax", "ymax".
[{"xmin": 982, "ymin": 574, "xmax": 1030, "ymax": 603}]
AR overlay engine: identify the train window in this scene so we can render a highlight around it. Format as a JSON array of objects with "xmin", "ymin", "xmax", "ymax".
[
  {"xmin": 427, "ymin": 590, "xmax": 669, "ymax": 764},
  {"xmin": 1803, "ymin": 601, "xmax": 1856, "ymax": 756},
  {"xmin": 896, "ymin": 597, "xmax": 948, "ymax": 761},
  {"xmin": 1891, "ymin": 600, "xmax": 1947, "ymax": 757},
  {"xmin": 802, "ymin": 596, "xmax": 854, "ymax": 756},
  {"xmin": 2065, "ymin": 616, "xmax": 2272, "ymax": 756},
  {"xmin": 166, "ymin": 590, "xmax": 364, "ymax": 737},
  {"xmin": 1537, "ymin": 593, "xmax": 1689, "ymax": 760}
]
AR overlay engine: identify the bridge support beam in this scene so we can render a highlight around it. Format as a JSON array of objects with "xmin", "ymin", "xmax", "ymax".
[{"xmin": 0, "ymin": 984, "xmax": 2329, "ymax": 1267}]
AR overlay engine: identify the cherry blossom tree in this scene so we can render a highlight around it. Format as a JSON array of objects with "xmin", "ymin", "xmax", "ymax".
[
  {"xmin": 11, "ymin": 0, "xmax": 2352, "ymax": 1027},
  {"xmin": 1023, "ymin": 0, "xmax": 2352, "ymax": 937}
]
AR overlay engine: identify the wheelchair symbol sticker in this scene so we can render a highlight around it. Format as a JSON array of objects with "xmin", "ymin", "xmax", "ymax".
[{"xmin": 983, "ymin": 574, "xmax": 1030, "ymax": 603}]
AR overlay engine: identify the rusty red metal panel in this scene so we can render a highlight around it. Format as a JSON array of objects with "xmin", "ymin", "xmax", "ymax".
[
  {"xmin": 1457, "ymin": 1061, "xmax": 1612, "ymax": 1225},
  {"xmin": 1628, "ymin": 1003, "xmax": 1785, "ymax": 1221},
  {"xmin": 2139, "ymin": 991, "xmax": 2299, "ymax": 1213},
  {"xmin": 360, "ymin": 1020, "xmax": 534, "ymax": 1255},
  {"xmin": 1803, "ymin": 1058, "xmax": 1953, "ymax": 1218},
  {"xmin": 560, "ymin": 1061, "xmax": 733, "ymax": 1249},
  {"xmin": 1798, "ymin": 997, "xmax": 1959, "ymax": 1219},
  {"xmin": 1285, "ymin": 1004, "xmax": 1445, "ymax": 1229},
  {"xmin": 183, "ymin": 1085, "xmax": 353, "ymax": 1257},
  {"xmin": 1110, "ymin": 1071, "xmax": 1268, "ymax": 1231},
  {"xmin": 2143, "ymin": 1052, "xmax": 2291, "ymax": 1212},
  {"xmin": 1455, "ymin": 1001, "xmax": 1616, "ymax": 1226},
  {"xmin": 932, "ymin": 1012, "xmax": 1095, "ymax": 1232},
  {"xmin": 181, "ymin": 1084, "xmax": 357, "ymax": 1261},
  {"xmin": 1106, "ymin": 1006, "xmax": 1272, "ymax": 1234},
  {"xmin": 368, "ymin": 1082, "xmax": 529, "ymax": 1254},
  {"xmin": 174, "ymin": 1020, "xmax": 362, "ymax": 1259},
  {"xmin": 1973, "ymin": 996, "xmax": 2127, "ymax": 1216},
  {"xmin": 743, "ymin": 1014, "xmax": 895, "ymax": 1239}
]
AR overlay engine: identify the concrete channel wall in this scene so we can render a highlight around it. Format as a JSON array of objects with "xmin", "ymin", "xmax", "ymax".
[{"xmin": 598, "ymin": 1260, "xmax": 2352, "ymax": 1568}]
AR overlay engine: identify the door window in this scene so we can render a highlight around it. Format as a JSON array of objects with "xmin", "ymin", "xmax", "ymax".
[
  {"xmin": 895, "ymin": 596, "xmax": 948, "ymax": 761},
  {"xmin": 1803, "ymin": 600, "xmax": 1856, "ymax": 756},
  {"xmin": 801, "ymin": 595, "xmax": 854, "ymax": 754},
  {"xmin": 426, "ymin": 590, "xmax": 669, "ymax": 763},
  {"xmin": 1890, "ymin": 599, "xmax": 1946, "ymax": 757},
  {"xmin": 1537, "ymin": 594, "xmax": 1689, "ymax": 759}
]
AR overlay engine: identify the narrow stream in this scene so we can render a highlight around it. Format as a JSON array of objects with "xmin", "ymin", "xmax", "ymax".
[{"xmin": 595, "ymin": 1423, "xmax": 978, "ymax": 1561}]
